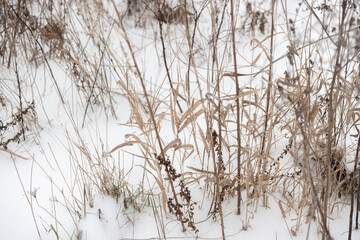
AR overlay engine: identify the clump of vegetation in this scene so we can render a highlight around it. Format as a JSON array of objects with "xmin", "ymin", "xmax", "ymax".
[
  {"xmin": 241, "ymin": 1, "xmax": 270, "ymax": 34},
  {"xmin": 0, "ymin": 101, "xmax": 36, "ymax": 149},
  {"xmin": 1, "ymin": 0, "xmax": 360, "ymax": 240},
  {"xmin": 157, "ymin": 154, "xmax": 198, "ymax": 233}
]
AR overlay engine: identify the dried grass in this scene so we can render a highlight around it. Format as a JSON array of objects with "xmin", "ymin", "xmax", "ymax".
[{"xmin": 1, "ymin": 0, "xmax": 360, "ymax": 239}]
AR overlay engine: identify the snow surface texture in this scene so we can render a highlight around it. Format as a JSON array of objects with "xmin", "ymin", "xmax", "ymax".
[{"xmin": 1, "ymin": 0, "xmax": 360, "ymax": 239}]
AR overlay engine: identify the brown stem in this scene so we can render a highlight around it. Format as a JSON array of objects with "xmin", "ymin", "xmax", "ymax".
[
  {"xmin": 356, "ymin": 164, "xmax": 360, "ymax": 229},
  {"xmin": 230, "ymin": 0, "xmax": 242, "ymax": 215},
  {"xmin": 14, "ymin": 58, "xmax": 25, "ymax": 141},
  {"xmin": 7, "ymin": 3, "xmax": 65, "ymax": 104},
  {"xmin": 259, "ymin": 0, "xmax": 275, "ymax": 206},
  {"xmin": 297, "ymin": 120, "xmax": 332, "ymax": 239},
  {"xmin": 208, "ymin": 1, "xmax": 225, "ymax": 238},
  {"xmin": 325, "ymin": 1, "xmax": 347, "ymax": 239},
  {"xmin": 111, "ymin": 0, "xmax": 185, "ymax": 231},
  {"xmin": 349, "ymin": 134, "xmax": 360, "ymax": 240},
  {"xmin": 157, "ymin": 5, "xmax": 183, "ymax": 113}
]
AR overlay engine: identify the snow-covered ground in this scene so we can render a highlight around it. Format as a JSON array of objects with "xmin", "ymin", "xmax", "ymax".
[{"xmin": 1, "ymin": 0, "xmax": 360, "ymax": 239}]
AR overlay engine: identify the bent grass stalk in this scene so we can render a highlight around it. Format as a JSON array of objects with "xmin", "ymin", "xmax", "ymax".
[{"xmin": 111, "ymin": 0, "xmax": 186, "ymax": 232}]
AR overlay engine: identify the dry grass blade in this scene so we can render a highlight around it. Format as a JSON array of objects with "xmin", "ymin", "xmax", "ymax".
[
  {"xmin": 163, "ymin": 139, "xmax": 181, "ymax": 155},
  {"xmin": 0, "ymin": 148, "xmax": 29, "ymax": 160},
  {"xmin": 1, "ymin": 0, "xmax": 359, "ymax": 239},
  {"xmin": 178, "ymin": 99, "xmax": 204, "ymax": 127},
  {"xmin": 109, "ymin": 141, "xmax": 137, "ymax": 154},
  {"xmin": 178, "ymin": 109, "xmax": 204, "ymax": 133}
]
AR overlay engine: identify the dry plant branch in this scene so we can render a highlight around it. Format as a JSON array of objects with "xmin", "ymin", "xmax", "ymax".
[
  {"xmin": 209, "ymin": 1, "xmax": 225, "ymax": 239},
  {"xmin": 230, "ymin": 0, "xmax": 242, "ymax": 216},
  {"xmin": 6, "ymin": 2, "xmax": 65, "ymax": 104},
  {"xmin": 111, "ymin": 0, "xmax": 187, "ymax": 232},
  {"xmin": 14, "ymin": 58, "xmax": 25, "ymax": 141},
  {"xmin": 259, "ymin": 0, "xmax": 276, "ymax": 207},
  {"xmin": 156, "ymin": 2, "xmax": 183, "ymax": 113},
  {"xmin": 348, "ymin": 132, "xmax": 360, "ymax": 240},
  {"xmin": 324, "ymin": 2, "xmax": 348, "ymax": 239}
]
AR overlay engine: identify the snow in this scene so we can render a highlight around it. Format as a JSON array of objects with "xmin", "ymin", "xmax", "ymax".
[{"xmin": 1, "ymin": 0, "xmax": 360, "ymax": 239}]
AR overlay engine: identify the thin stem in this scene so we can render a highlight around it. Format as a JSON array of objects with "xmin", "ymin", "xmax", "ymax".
[
  {"xmin": 111, "ymin": 0, "xmax": 185, "ymax": 231},
  {"xmin": 230, "ymin": 0, "xmax": 242, "ymax": 215},
  {"xmin": 325, "ymin": 2, "xmax": 347, "ymax": 239},
  {"xmin": 260, "ymin": 0, "xmax": 276, "ymax": 206},
  {"xmin": 7, "ymin": 3, "xmax": 65, "ymax": 104},
  {"xmin": 158, "ymin": 10, "xmax": 183, "ymax": 113},
  {"xmin": 349, "ymin": 134, "xmax": 360, "ymax": 240},
  {"xmin": 209, "ymin": 1, "xmax": 226, "ymax": 238}
]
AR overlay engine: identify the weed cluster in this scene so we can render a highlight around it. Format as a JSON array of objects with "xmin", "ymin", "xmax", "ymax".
[
  {"xmin": 0, "ymin": 101, "xmax": 36, "ymax": 149},
  {"xmin": 157, "ymin": 154, "xmax": 198, "ymax": 233},
  {"xmin": 1, "ymin": 0, "xmax": 360, "ymax": 239}
]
